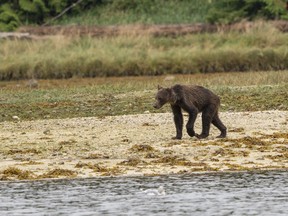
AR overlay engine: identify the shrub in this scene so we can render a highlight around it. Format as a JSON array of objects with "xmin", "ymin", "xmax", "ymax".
[
  {"xmin": 0, "ymin": 0, "xmax": 103, "ymax": 31},
  {"xmin": 0, "ymin": 4, "xmax": 20, "ymax": 31},
  {"xmin": 206, "ymin": 0, "xmax": 288, "ymax": 24}
]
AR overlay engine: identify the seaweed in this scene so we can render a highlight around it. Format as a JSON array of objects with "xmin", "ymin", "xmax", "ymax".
[
  {"xmin": 129, "ymin": 144, "xmax": 155, "ymax": 152},
  {"xmin": 75, "ymin": 162, "xmax": 122, "ymax": 176},
  {"xmin": 38, "ymin": 168, "xmax": 76, "ymax": 179},
  {"xmin": 118, "ymin": 157, "xmax": 147, "ymax": 166},
  {"xmin": 1, "ymin": 167, "xmax": 34, "ymax": 180}
]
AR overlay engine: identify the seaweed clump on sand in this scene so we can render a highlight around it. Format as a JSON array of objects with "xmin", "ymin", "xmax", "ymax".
[
  {"xmin": 38, "ymin": 168, "xmax": 76, "ymax": 179},
  {"xmin": 152, "ymin": 155, "xmax": 207, "ymax": 167},
  {"xmin": 75, "ymin": 162, "xmax": 122, "ymax": 176},
  {"xmin": 118, "ymin": 157, "xmax": 147, "ymax": 166},
  {"xmin": 129, "ymin": 144, "xmax": 155, "ymax": 152},
  {"xmin": 129, "ymin": 144, "xmax": 161, "ymax": 159},
  {"xmin": 1, "ymin": 167, "xmax": 34, "ymax": 180}
]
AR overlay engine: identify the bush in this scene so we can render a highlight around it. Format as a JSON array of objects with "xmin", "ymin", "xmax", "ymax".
[
  {"xmin": 206, "ymin": 0, "xmax": 288, "ymax": 24},
  {"xmin": 0, "ymin": 0, "xmax": 103, "ymax": 31},
  {"xmin": 0, "ymin": 4, "xmax": 20, "ymax": 31}
]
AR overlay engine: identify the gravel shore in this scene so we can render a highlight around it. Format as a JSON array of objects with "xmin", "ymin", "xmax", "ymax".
[{"xmin": 0, "ymin": 110, "xmax": 287, "ymax": 180}]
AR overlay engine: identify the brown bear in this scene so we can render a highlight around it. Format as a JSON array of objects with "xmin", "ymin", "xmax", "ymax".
[{"xmin": 153, "ymin": 84, "xmax": 227, "ymax": 140}]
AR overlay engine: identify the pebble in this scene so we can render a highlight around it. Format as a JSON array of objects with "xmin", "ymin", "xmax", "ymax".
[
  {"xmin": 12, "ymin": 116, "xmax": 20, "ymax": 121},
  {"xmin": 43, "ymin": 129, "xmax": 51, "ymax": 135}
]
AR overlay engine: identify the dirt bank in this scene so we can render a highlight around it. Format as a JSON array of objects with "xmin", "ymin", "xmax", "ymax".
[{"xmin": 0, "ymin": 110, "xmax": 287, "ymax": 181}]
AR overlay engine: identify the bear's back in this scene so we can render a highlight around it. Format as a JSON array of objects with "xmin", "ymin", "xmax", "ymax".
[{"xmin": 172, "ymin": 84, "xmax": 219, "ymax": 111}]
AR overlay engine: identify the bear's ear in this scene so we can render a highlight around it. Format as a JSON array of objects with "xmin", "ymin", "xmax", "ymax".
[{"xmin": 157, "ymin": 85, "xmax": 163, "ymax": 90}]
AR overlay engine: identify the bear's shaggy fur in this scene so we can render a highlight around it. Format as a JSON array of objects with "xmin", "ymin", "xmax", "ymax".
[{"xmin": 153, "ymin": 84, "xmax": 227, "ymax": 139}]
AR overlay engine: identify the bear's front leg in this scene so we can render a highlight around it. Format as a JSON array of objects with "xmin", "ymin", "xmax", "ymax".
[
  {"xmin": 171, "ymin": 105, "xmax": 183, "ymax": 140},
  {"xmin": 173, "ymin": 115, "xmax": 183, "ymax": 140},
  {"xmin": 186, "ymin": 126, "xmax": 196, "ymax": 137}
]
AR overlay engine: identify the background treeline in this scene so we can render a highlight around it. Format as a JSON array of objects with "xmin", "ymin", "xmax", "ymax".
[{"xmin": 1, "ymin": 0, "xmax": 288, "ymax": 31}]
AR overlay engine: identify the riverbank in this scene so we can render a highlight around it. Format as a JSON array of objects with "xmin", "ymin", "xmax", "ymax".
[{"xmin": 0, "ymin": 110, "xmax": 287, "ymax": 181}]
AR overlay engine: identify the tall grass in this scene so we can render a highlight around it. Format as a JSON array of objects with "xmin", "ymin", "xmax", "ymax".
[
  {"xmin": 56, "ymin": 0, "xmax": 212, "ymax": 26},
  {"xmin": 1, "ymin": 22, "xmax": 288, "ymax": 80}
]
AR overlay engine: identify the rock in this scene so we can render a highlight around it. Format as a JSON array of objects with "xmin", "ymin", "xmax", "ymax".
[{"xmin": 12, "ymin": 116, "xmax": 20, "ymax": 121}]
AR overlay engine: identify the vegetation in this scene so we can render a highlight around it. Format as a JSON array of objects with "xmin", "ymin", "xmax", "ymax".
[
  {"xmin": 1, "ymin": 0, "xmax": 288, "ymax": 31},
  {"xmin": 1, "ymin": 22, "xmax": 288, "ymax": 80},
  {"xmin": 207, "ymin": 0, "xmax": 288, "ymax": 24},
  {"xmin": 56, "ymin": 0, "xmax": 212, "ymax": 26},
  {"xmin": 0, "ymin": 0, "xmax": 211, "ymax": 31},
  {"xmin": 0, "ymin": 0, "xmax": 101, "ymax": 31},
  {"xmin": 1, "ymin": 1, "xmax": 288, "ymax": 81},
  {"xmin": 0, "ymin": 2, "xmax": 287, "ymax": 121},
  {"xmin": 0, "ymin": 71, "xmax": 287, "ymax": 122},
  {"xmin": 61, "ymin": 0, "xmax": 288, "ymax": 26}
]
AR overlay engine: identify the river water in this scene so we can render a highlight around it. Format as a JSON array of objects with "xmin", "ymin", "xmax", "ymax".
[{"xmin": 0, "ymin": 171, "xmax": 287, "ymax": 216}]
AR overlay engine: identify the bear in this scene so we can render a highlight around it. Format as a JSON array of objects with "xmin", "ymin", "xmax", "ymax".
[{"xmin": 153, "ymin": 84, "xmax": 227, "ymax": 140}]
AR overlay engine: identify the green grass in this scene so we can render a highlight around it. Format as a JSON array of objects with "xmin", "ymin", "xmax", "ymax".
[
  {"xmin": 0, "ymin": 71, "xmax": 287, "ymax": 122},
  {"xmin": 1, "ymin": 22, "xmax": 288, "ymax": 80},
  {"xmin": 55, "ymin": 0, "xmax": 212, "ymax": 26}
]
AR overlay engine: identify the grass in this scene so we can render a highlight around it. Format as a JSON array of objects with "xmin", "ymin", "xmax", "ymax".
[
  {"xmin": 0, "ymin": 71, "xmax": 287, "ymax": 122},
  {"xmin": 55, "ymin": 0, "xmax": 211, "ymax": 26},
  {"xmin": 2, "ymin": 22, "xmax": 288, "ymax": 80}
]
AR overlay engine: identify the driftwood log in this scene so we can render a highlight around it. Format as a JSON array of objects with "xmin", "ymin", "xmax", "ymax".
[{"xmin": 0, "ymin": 32, "xmax": 33, "ymax": 40}]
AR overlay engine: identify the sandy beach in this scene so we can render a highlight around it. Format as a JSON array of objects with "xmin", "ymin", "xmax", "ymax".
[{"xmin": 0, "ymin": 110, "xmax": 287, "ymax": 180}]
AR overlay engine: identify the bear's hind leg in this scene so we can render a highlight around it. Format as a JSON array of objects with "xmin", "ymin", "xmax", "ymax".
[
  {"xmin": 212, "ymin": 113, "xmax": 227, "ymax": 138},
  {"xmin": 196, "ymin": 107, "xmax": 214, "ymax": 139},
  {"xmin": 186, "ymin": 111, "xmax": 197, "ymax": 138}
]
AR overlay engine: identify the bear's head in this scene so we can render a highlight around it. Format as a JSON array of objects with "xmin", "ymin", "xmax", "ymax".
[{"xmin": 153, "ymin": 85, "xmax": 177, "ymax": 109}]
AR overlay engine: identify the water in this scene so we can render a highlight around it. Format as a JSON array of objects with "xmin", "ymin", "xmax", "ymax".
[{"xmin": 0, "ymin": 171, "xmax": 287, "ymax": 216}]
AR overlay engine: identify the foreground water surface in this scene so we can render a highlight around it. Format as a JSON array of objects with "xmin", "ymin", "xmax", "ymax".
[{"xmin": 0, "ymin": 171, "xmax": 287, "ymax": 215}]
